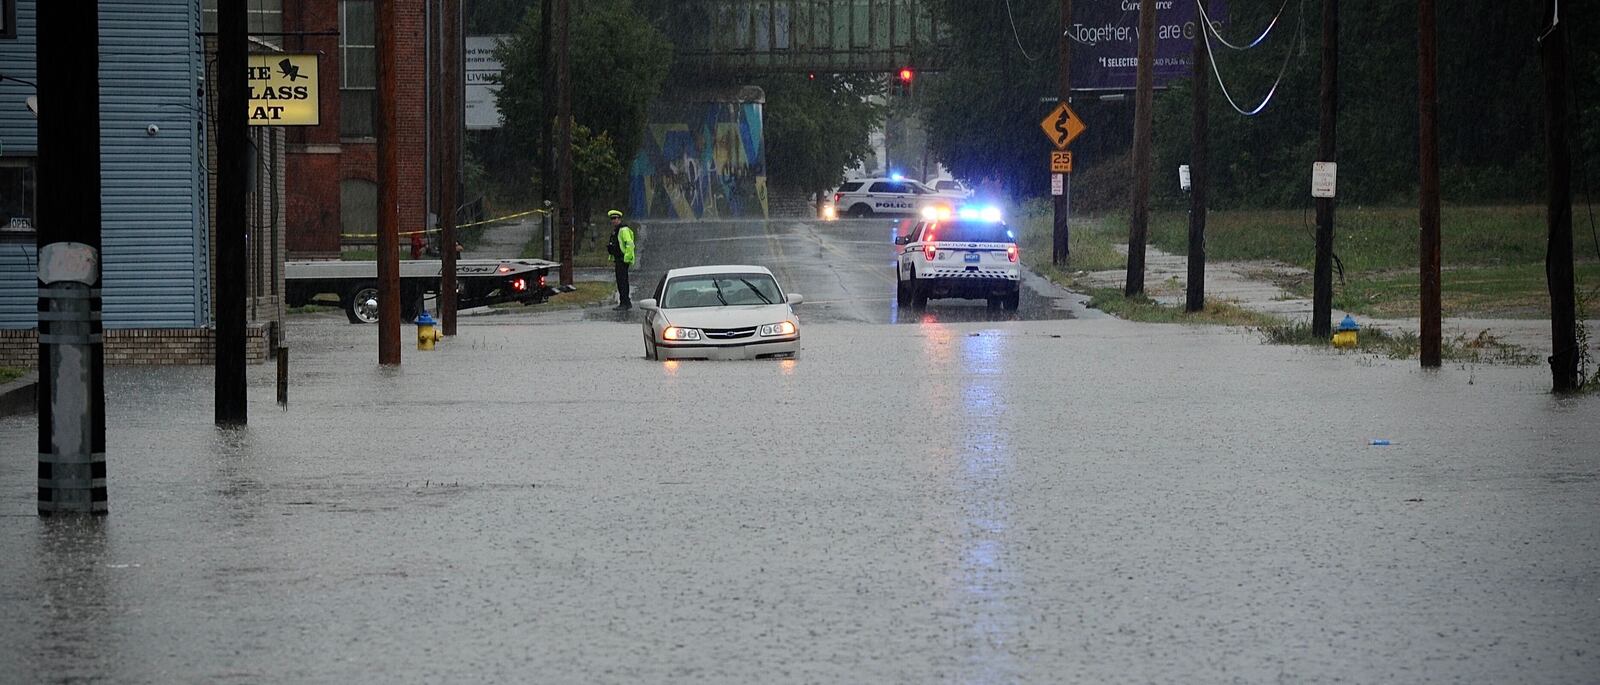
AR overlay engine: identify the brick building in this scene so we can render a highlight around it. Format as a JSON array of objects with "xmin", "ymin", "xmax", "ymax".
[{"xmin": 278, "ymin": 0, "xmax": 431, "ymax": 258}]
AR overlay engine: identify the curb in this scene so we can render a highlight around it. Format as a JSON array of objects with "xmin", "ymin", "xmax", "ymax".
[{"xmin": 0, "ymin": 371, "xmax": 37, "ymax": 417}]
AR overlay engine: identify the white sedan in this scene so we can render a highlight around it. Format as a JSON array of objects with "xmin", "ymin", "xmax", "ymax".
[{"xmin": 639, "ymin": 265, "xmax": 803, "ymax": 360}]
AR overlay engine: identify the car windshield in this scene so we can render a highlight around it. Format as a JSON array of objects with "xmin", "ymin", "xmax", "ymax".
[
  {"xmin": 662, "ymin": 273, "xmax": 782, "ymax": 308},
  {"xmin": 922, "ymin": 220, "xmax": 1014, "ymax": 243},
  {"xmin": 908, "ymin": 180, "xmax": 937, "ymax": 194}
]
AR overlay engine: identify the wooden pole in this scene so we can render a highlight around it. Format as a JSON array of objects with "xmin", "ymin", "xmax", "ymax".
[
  {"xmin": 441, "ymin": 0, "xmax": 461, "ymax": 335},
  {"xmin": 539, "ymin": 0, "xmax": 553, "ymax": 209},
  {"xmin": 1312, "ymin": 0, "xmax": 1338, "ymax": 339},
  {"xmin": 1052, "ymin": 0, "xmax": 1073, "ymax": 267},
  {"xmin": 1125, "ymin": 0, "xmax": 1156, "ymax": 297},
  {"xmin": 36, "ymin": 0, "xmax": 108, "ymax": 514},
  {"xmin": 377, "ymin": 0, "xmax": 402, "ymax": 364},
  {"xmin": 1186, "ymin": 5, "xmax": 1209, "ymax": 313},
  {"xmin": 1540, "ymin": 0, "xmax": 1579, "ymax": 391},
  {"xmin": 1418, "ymin": 0, "xmax": 1441, "ymax": 367},
  {"xmin": 555, "ymin": 0, "xmax": 575, "ymax": 287},
  {"xmin": 216, "ymin": 0, "xmax": 249, "ymax": 420}
]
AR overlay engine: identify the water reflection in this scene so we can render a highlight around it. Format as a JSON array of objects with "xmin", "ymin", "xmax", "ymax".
[
  {"xmin": 33, "ymin": 517, "xmax": 118, "ymax": 672},
  {"xmin": 921, "ymin": 327, "xmax": 1018, "ymax": 681}
]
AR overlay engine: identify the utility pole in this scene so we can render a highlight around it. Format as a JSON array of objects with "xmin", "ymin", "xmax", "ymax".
[
  {"xmin": 36, "ymin": 0, "xmax": 107, "ymax": 515},
  {"xmin": 1540, "ymin": 0, "xmax": 1579, "ymax": 391},
  {"xmin": 1125, "ymin": 0, "xmax": 1156, "ymax": 297},
  {"xmin": 440, "ymin": 0, "xmax": 461, "ymax": 335},
  {"xmin": 1418, "ymin": 0, "xmax": 1441, "ymax": 367},
  {"xmin": 1312, "ymin": 0, "xmax": 1338, "ymax": 339},
  {"xmin": 539, "ymin": 0, "xmax": 553, "ymax": 211},
  {"xmin": 376, "ymin": 0, "xmax": 402, "ymax": 364},
  {"xmin": 555, "ymin": 0, "xmax": 575, "ymax": 287},
  {"xmin": 1186, "ymin": 4, "xmax": 1209, "ymax": 312},
  {"xmin": 1052, "ymin": 0, "xmax": 1073, "ymax": 267},
  {"xmin": 216, "ymin": 0, "xmax": 249, "ymax": 421}
]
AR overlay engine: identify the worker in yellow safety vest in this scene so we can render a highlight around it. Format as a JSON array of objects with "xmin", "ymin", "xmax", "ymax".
[{"xmin": 606, "ymin": 209, "xmax": 636, "ymax": 310}]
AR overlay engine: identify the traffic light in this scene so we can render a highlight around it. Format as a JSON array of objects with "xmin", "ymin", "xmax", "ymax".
[{"xmin": 898, "ymin": 68, "xmax": 913, "ymax": 83}]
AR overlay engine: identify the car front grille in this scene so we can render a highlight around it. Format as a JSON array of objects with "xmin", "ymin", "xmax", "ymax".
[{"xmin": 702, "ymin": 327, "xmax": 757, "ymax": 340}]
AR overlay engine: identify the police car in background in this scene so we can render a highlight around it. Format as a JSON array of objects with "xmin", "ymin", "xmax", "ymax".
[
  {"xmin": 826, "ymin": 176, "xmax": 965, "ymax": 219},
  {"xmin": 894, "ymin": 205, "xmax": 1021, "ymax": 310}
]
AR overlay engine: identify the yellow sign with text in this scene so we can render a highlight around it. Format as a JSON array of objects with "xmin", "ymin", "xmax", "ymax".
[
  {"xmin": 1051, "ymin": 151, "xmax": 1074, "ymax": 173},
  {"xmin": 248, "ymin": 54, "xmax": 319, "ymax": 126}
]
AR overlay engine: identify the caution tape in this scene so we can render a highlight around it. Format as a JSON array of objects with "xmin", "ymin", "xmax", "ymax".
[{"xmin": 339, "ymin": 208, "xmax": 550, "ymax": 239}]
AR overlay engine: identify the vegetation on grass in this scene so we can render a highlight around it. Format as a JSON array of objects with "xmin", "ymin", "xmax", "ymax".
[
  {"xmin": 1258, "ymin": 322, "xmax": 1540, "ymax": 366},
  {"xmin": 492, "ymin": 281, "xmax": 616, "ymax": 311},
  {"xmin": 0, "ymin": 367, "xmax": 24, "ymax": 384}
]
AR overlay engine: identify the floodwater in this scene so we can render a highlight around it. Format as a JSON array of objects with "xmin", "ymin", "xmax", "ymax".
[{"xmin": 1, "ymin": 220, "xmax": 1596, "ymax": 683}]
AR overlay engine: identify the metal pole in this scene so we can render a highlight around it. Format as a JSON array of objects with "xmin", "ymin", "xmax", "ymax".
[
  {"xmin": 36, "ymin": 0, "xmax": 108, "ymax": 515},
  {"xmin": 555, "ymin": 0, "xmax": 575, "ymax": 287},
  {"xmin": 215, "ymin": 0, "xmax": 249, "ymax": 423},
  {"xmin": 1124, "ymin": 0, "xmax": 1156, "ymax": 297},
  {"xmin": 1186, "ymin": 4, "xmax": 1209, "ymax": 313},
  {"xmin": 1418, "ymin": 0, "xmax": 1441, "ymax": 367},
  {"xmin": 1539, "ymin": 0, "xmax": 1579, "ymax": 391},
  {"xmin": 1313, "ymin": 0, "xmax": 1338, "ymax": 338},
  {"xmin": 1052, "ymin": 0, "xmax": 1073, "ymax": 267},
  {"xmin": 377, "ymin": 0, "xmax": 402, "ymax": 364},
  {"xmin": 441, "ymin": 0, "xmax": 461, "ymax": 335}
]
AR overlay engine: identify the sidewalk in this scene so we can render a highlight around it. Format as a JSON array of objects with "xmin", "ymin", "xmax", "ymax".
[
  {"xmin": 463, "ymin": 217, "xmax": 537, "ymax": 260},
  {"xmin": 1078, "ymin": 245, "xmax": 1600, "ymax": 357}
]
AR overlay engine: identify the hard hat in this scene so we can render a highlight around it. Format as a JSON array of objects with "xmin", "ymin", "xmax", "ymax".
[{"xmin": 607, "ymin": 209, "xmax": 624, "ymax": 218}]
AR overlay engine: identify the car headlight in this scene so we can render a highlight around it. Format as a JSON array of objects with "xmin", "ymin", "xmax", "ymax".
[
  {"xmin": 759, "ymin": 321, "xmax": 797, "ymax": 337},
  {"xmin": 662, "ymin": 326, "xmax": 701, "ymax": 341}
]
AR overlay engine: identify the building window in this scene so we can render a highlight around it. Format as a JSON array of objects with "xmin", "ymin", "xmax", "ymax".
[
  {"xmin": 340, "ymin": 0, "xmax": 376, "ymax": 138},
  {"xmin": 201, "ymin": 0, "xmax": 284, "ymax": 37},
  {"xmin": 1, "ymin": 0, "xmax": 15, "ymax": 39},
  {"xmin": 340, "ymin": 179, "xmax": 377, "ymax": 237},
  {"xmin": 0, "ymin": 158, "xmax": 37, "ymax": 234}
]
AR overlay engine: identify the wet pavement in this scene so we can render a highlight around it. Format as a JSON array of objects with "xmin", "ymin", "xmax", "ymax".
[{"xmin": 2, "ymin": 219, "xmax": 1599, "ymax": 683}]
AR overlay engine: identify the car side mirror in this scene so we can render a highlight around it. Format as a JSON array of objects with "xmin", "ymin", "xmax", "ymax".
[
  {"xmin": 638, "ymin": 298, "xmax": 659, "ymax": 311},
  {"xmin": 893, "ymin": 235, "xmax": 911, "ymax": 245},
  {"xmin": 786, "ymin": 294, "xmax": 804, "ymax": 305}
]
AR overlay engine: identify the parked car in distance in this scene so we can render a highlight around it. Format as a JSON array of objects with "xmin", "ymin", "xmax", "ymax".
[{"xmin": 638, "ymin": 265, "xmax": 803, "ymax": 360}]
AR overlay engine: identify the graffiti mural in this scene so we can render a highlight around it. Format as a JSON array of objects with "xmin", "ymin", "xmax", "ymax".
[{"xmin": 630, "ymin": 92, "xmax": 768, "ymax": 219}]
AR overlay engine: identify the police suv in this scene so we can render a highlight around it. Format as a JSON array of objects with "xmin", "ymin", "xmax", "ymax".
[
  {"xmin": 894, "ymin": 206, "xmax": 1021, "ymax": 310},
  {"xmin": 828, "ymin": 176, "xmax": 964, "ymax": 218}
]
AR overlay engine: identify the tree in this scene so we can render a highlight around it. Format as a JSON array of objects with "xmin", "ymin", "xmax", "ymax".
[
  {"xmin": 759, "ymin": 74, "xmax": 885, "ymax": 197},
  {"xmin": 492, "ymin": 0, "xmax": 670, "ymax": 207}
]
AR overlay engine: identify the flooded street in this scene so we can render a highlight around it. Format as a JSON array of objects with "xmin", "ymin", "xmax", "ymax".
[{"xmin": 2, "ymin": 220, "xmax": 1598, "ymax": 682}]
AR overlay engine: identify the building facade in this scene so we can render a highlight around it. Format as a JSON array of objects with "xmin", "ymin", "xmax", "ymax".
[
  {"xmin": 279, "ymin": 0, "xmax": 429, "ymax": 258},
  {"xmin": 0, "ymin": 0, "xmax": 281, "ymax": 366}
]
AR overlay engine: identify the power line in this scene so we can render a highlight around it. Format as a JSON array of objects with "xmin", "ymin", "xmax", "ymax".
[
  {"xmin": 1198, "ymin": 0, "xmax": 1306, "ymax": 116},
  {"xmin": 1004, "ymin": 0, "xmax": 1043, "ymax": 62},
  {"xmin": 1197, "ymin": 0, "xmax": 1291, "ymax": 51}
]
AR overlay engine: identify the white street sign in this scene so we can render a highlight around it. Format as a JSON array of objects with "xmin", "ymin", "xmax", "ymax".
[
  {"xmin": 465, "ymin": 36, "xmax": 507, "ymax": 130},
  {"xmin": 1178, "ymin": 164, "xmax": 1191, "ymax": 192},
  {"xmin": 1051, "ymin": 173, "xmax": 1064, "ymax": 196},
  {"xmin": 1311, "ymin": 161, "xmax": 1337, "ymax": 199}
]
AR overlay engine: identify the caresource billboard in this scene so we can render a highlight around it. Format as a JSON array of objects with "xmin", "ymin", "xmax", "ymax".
[{"xmin": 1069, "ymin": 0, "xmax": 1227, "ymax": 91}]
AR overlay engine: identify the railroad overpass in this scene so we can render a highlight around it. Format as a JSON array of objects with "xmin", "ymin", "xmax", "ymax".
[{"xmin": 665, "ymin": 0, "xmax": 951, "ymax": 74}]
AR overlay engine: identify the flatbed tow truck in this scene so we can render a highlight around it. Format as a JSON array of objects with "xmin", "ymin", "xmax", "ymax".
[{"xmin": 285, "ymin": 258, "xmax": 561, "ymax": 324}]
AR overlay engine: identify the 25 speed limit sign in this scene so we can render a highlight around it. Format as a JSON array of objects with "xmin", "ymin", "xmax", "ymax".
[{"xmin": 1051, "ymin": 151, "xmax": 1073, "ymax": 173}]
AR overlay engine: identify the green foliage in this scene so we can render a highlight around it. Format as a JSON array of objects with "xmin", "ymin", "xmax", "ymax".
[
  {"xmin": 0, "ymin": 367, "xmax": 24, "ymax": 385},
  {"xmin": 569, "ymin": 120, "xmax": 624, "ymax": 217},
  {"xmin": 493, "ymin": 0, "xmax": 670, "ymax": 197},
  {"xmin": 759, "ymin": 74, "xmax": 885, "ymax": 194},
  {"xmin": 923, "ymin": 0, "xmax": 1600, "ymax": 208}
]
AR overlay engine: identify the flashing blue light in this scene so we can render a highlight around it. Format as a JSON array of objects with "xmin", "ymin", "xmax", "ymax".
[
  {"xmin": 980, "ymin": 207, "xmax": 1003, "ymax": 222},
  {"xmin": 890, "ymin": 172, "xmax": 905, "ymax": 182},
  {"xmin": 957, "ymin": 207, "xmax": 980, "ymax": 220}
]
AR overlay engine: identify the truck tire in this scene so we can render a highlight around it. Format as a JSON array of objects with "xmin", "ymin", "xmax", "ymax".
[
  {"xmin": 896, "ymin": 273, "xmax": 912, "ymax": 306},
  {"xmin": 848, "ymin": 204, "xmax": 873, "ymax": 218},
  {"xmin": 345, "ymin": 282, "xmax": 380, "ymax": 324},
  {"xmin": 910, "ymin": 276, "xmax": 928, "ymax": 309}
]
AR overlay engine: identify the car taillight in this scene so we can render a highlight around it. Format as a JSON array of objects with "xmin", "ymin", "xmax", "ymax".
[
  {"xmin": 538, "ymin": 275, "xmax": 546, "ymax": 287},
  {"xmin": 511, "ymin": 277, "xmax": 528, "ymax": 292},
  {"xmin": 496, "ymin": 265, "xmax": 512, "ymax": 274},
  {"xmin": 833, "ymin": 193, "xmax": 843, "ymax": 203},
  {"xmin": 924, "ymin": 243, "xmax": 936, "ymax": 261},
  {"xmin": 1007, "ymin": 245, "xmax": 1018, "ymax": 262}
]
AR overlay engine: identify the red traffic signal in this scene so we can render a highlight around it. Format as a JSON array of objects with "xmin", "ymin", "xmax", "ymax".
[{"xmin": 898, "ymin": 68, "xmax": 913, "ymax": 83}]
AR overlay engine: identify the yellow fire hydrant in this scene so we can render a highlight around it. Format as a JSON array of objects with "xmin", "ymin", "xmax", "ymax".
[
  {"xmin": 1332, "ymin": 314, "xmax": 1359, "ymax": 349},
  {"xmin": 416, "ymin": 310, "xmax": 442, "ymax": 351}
]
